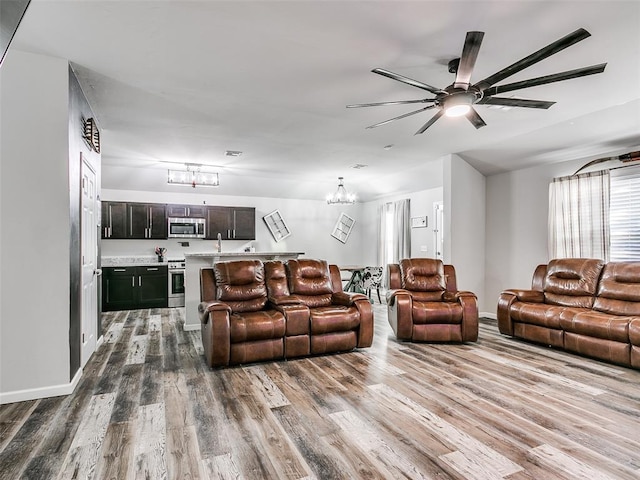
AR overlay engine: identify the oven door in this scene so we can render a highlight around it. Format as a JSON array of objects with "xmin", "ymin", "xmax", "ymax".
[{"xmin": 168, "ymin": 269, "xmax": 185, "ymax": 307}]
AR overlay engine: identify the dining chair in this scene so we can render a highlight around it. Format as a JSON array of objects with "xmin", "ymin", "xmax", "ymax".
[{"xmin": 359, "ymin": 266, "xmax": 384, "ymax": 303}]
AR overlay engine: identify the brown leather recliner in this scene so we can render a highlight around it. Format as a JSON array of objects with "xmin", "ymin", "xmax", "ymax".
[
  {"xmin": 199, "ymin": 258, "xmax": 374, "ymax": 368},
  {"xmin": 285, "ymin": 259, "xmax": 374, "ymax": 354},
  {"xmin": 386, "ymin": 258, "xmax": 478, "ymax": 342},
  {"xmin": 199, "ymin": 259, "xmax": 310, "ymax": 368}
]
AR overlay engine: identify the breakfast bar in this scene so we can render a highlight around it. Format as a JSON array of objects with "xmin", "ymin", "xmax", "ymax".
[{"xmin": 182, "ymin": 251, "xmax": 305, "ymax": 330}]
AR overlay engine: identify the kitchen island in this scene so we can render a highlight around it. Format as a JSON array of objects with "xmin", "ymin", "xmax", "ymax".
[{"xmin": 183, "ymin": 251, "xmax": 305, "ymax": 331}]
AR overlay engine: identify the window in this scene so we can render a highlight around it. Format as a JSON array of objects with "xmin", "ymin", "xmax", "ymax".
[{"xmin": 610, "ymin": 166, "xmax": 640, "ymax": 261}]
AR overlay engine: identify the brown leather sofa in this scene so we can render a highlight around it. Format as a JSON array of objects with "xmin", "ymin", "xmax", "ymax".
[
  {"xmin": 199, "ymin": 259, "xmax": 373, "ymax": 368},
  {"xmin": 498, "ymin": 258, "xmax": 640, "ymax": 369},
  {"xmin": 386, "ymin": 258, "xmax": 479, "ymax": 342}
]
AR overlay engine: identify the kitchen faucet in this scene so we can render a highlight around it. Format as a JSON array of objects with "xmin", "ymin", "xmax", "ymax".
[{"xmin": 216, "ymin": 232, "xmax": 222, "ymax": 252}]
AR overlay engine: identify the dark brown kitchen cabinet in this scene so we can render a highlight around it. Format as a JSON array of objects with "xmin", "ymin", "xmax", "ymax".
[
  {"xmin": 102, "ymin": 265, "xmax": 168, "ymax": 311},
  {"xmin": 101, "ymin": 202, "xmax": 167, "ymax": 239},
  {"xmin": 166, "ymin": 204, "xmax": 207, "ymax": 218},
  {"xmin": 101, "ymin": 202, "xmax": 128, "ymax": 239},
  {"xmin": 206, "ymin": 206, "xmax": 255, "ymax": 240},
  {"xmin": 128, "ymin": 203, "xmax": 167, "ymax": 239}
]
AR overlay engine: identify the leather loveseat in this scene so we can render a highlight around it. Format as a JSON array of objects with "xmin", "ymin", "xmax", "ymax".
[
  {"xmin": 199, "ymin": 258, "xmax": 373, "ymax": 368},
  {"xmin": 386, "ymin": 258, "xmax": 479, "ymax": 342},
  {"xmin": 498, "ymin": 258, "xmax": 640, "ymax": 369}
]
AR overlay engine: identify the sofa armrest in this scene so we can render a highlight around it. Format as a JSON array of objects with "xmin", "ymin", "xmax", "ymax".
[
  {"xmin": 268, "ymin": 295, "xmax": 301, "ymax": 307},
  {"xmin": 457, "ymin": 292, "xmax": 479, "ymax": 342},
  {"xmin": 504, "ymin": 289, "xmax": 544, "ymax": 303},
  {"xmin": 198, "ymin": 301, "xmax": 232, "ymax": 368},
  {"xmin": 198, "ymin": 301, "xmax": 232, "ymax": 325},
  {"xmin": 387, "ymin": 289, "xmax": 413, "ymax": 340},
  {"xmin": 332, "ymin": 291, "xmax": 368, "ymax": 306}
]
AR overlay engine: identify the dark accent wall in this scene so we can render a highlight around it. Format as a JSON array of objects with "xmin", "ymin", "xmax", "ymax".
[{"xmin": 68, "ymin": 64, "xmax": 101, "ymax": 379}]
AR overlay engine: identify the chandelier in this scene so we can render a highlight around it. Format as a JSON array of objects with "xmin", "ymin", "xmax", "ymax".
[
  {"xmin": 167, "ymin": 164, "xmax": 219, "ymax": 188},
  {"xmin": 326, "ymin": 177, "xmax": 356, "ymax": 204}
]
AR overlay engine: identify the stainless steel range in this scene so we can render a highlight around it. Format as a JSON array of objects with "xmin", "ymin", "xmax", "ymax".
[{"xmin": 167, "ymin": 259, "xmax": 185, "ymax": 307}]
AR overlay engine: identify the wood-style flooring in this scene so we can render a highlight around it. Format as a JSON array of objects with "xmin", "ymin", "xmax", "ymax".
[{"xmin": 1, "ymin": 303, "xmax": 639, "ymax": 479}]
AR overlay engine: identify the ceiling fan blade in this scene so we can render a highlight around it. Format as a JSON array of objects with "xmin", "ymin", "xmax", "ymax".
[
  {"xmin": 372, "ymin": 68, "xmax": 446, "ymax": 95},
  {"xmin": 415, "ymin": 109, "xmax": 444, "ymax": 135},
  {"xmin": 466, "ymin": 108, "xmax": 486, "ymax": 129},
  {"xmin": 478, "ymin": 97, "xmax": 556, "ymax": 109},
  {"xmin": 366, "ymin": 105, "xmax": 437, "ymax": 129},
  {"xmin": 346, "ymin": 99, "xmax": 436, "ymax": 108},
  {"xmin": 473, "ymin": 28, "xmax": 592, "ymax": 89},
  {"xmin": 454, "ymin": 31, "xmax": 484, "ymax": 88},
  {"xmin": 482, "ymin": 63, "xmax": 606, "ymax": 96}
]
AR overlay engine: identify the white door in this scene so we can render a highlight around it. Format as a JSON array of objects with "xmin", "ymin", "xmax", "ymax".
[
  {"xmin": 81, "ymin": 154, "xmax": 98, "ymax": 367},
  {"xmin": 434, "ymin": 201, "xmax": 444, "ymax": 261}
]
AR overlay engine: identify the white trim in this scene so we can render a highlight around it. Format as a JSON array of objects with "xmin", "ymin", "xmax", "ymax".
[
  {"xmin": 481, "ymin": 312, "xmax": 497, "ymax": 320},
  {"xmin": 96, "ymin": 335, "xmax": 104, "ymax": 350},
  {"xmin": 0, "ymin": 367, "xmax": 83, "ymax": 405},
  {"xmin": 183, "ymin": 323, "xmax": 200, "ymax": 332}
]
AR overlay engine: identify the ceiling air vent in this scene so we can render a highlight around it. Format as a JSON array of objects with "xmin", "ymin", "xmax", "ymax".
[
  {"xmin": 225, "ymin": 150, "xmax": 242, "ymax": 157},
  {"xmin": 352, "ymin": 164, "xmax": 368, "ymax": 169}
]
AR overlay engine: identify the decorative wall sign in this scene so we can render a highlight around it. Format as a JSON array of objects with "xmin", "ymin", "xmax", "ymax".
[
  {"xmin": 82, "ymin": 117, "xmax": 101, "ymax": 153},
  {"xmin": 411, "ymin": 216, "xmax": 428, "ymax": 228},
  {"xmin": 263, "ymin": 209, "xmax": 291, "ymax": 242},
  {"xmin": 331, "ymin": 212, "xmax": 355, "ymax": 243}
]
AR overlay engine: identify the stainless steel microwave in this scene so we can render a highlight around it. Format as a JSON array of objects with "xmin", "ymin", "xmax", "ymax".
[{"xmin": 167, "ymin": 217, "xmax": 206, "ymax": 238}]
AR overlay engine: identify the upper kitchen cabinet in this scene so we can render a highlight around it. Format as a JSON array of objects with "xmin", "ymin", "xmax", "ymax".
[
  {"xmin": 206, "ymin": 206, "xmax": 255, "ymax": 240},
  {"xmin": 128, "ymin": 203, "xmax": 167, "ymax": 239},
  {"xmin": 166, "ymin": 204, "xmax": 207, "ymax": 218},
  {"xmin": 102, "ymin": 201, "xmax": 167, "ymax": 239},
  {"xmin": 102, "ymin": 202, "xmax": 128, "ymax": 239}
]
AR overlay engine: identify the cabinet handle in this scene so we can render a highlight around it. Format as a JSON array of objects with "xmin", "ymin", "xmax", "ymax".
[
  {"xmin": 146, "ymin": 268, "xmax": 158, "ymax": 271},
  {"xmin": 109, "ymin": 206, "xmax": 113, "ymax": 237},
  {"xmin": 114, "ymin": 268, "xmax": 126, "ymax": 272},
  {"xmin": 233, "ymin": 229, "xmax": 236, "ymax": 239},
  {"xmin": 132, "ymin": 277, "xmax": 135, "ymax": 287},
  {"xmin": 139, "ymin": 276, "xmax": 142, "ymax": 287}
]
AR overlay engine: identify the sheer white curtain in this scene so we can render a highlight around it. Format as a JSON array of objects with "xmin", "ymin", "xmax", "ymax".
[
  {"xmin": 378, "ymin": 199, "xmax": 411, "ymax": 269},
  {"xmin": 548, "ymin": 170, "xmax": 609, "ymax": 260}
]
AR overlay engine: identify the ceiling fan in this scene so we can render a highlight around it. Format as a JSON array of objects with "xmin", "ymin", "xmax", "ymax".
[{"xmin": 347, "ymin": 28, "xmax": 606, "ymax": 134}]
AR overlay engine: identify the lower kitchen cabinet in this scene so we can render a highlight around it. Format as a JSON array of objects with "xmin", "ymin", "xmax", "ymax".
[{"xmin": 102, "ymin": 265, "xmax": 168, "ymax": 311}]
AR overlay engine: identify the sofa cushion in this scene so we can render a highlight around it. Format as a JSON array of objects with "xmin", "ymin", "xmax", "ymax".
[
  {"xmin": 264, "ymin": 260, "xmax": 291, "ymax": 298},
  {"xmin": 559, "ymin": 310, "xmax": 630, "ymax": 342},
  {"xmin": 543, "ymin": 258, "xmax": 604, "ymax": 308},
  {"xmin": 628, "ymin": 318, "xmax": 640, "ymax": 346},
  {"xmin": 593, "ymin": 262, "xmax": 640, "ymax": 315},
  {"xmin": 411, "ymin": 301, "xmax": 463, "ymax": 324},
  {"xmin": 309, "ymin": 305, "xmax": 360, "ymax": 334},
  {"xmin": 400, "ymin": 258, "xmax": 446, "ymax": 293},
  {"xmin": 214, "ymin": 260, "xmax": 267, "ymax": 313},
  {"xmin": 287, "ymin": 259, "xmax": 333, "ymax": 308},
  {"xmin": 509, "ymin": 302, "xmax": 567, "ymax": 329},
  {"xmin": 229, "ymin": 310, "xmax": 286, "ymax": 343}
]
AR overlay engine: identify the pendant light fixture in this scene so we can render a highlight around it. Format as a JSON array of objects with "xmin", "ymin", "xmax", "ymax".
[
  {"xmin": 167, "ymin": 164, "xmax": 219, "ymax": 188},
  {"xmin": 326, "ymin": 177, "xmax": 356, "ymax": 204}
]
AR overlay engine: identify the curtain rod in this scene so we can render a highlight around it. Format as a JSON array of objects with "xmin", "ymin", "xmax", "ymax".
[{"xmin": 573, "ymin": 151, "xmax": 640, "ymax": 175}]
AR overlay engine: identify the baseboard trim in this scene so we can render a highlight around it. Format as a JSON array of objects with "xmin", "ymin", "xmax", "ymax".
[
  {"xmin": 481, "ymin": 312, "xmax": 497, "ymax": 320},
  {"xmin": 0, "ymin": 367, "xmax": 83, "ymax": 405},
  {"xmin": 183, "ymin": 323, "xmax": 200, "ymax": 332}
]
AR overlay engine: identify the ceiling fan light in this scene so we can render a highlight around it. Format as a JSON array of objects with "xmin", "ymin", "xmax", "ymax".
[{"xmin": 445, "ymin": 104, "xmax": 471, "ymax": 117}]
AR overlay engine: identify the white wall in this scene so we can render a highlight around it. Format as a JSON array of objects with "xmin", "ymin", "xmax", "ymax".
[
  {"xmin": 484, "ymin": 156, "xmax": 586, "ymax": 315},
  {"xmin": 101, "ymin": 189, "xmax": 366, "ymax": 266},
  {"xmin": 445, "ymin": 154, "xmax": 487, "ymax": 312},
  {"xmin": 0, "ymin": 51, "xmax": 71, "ymax": 400}
]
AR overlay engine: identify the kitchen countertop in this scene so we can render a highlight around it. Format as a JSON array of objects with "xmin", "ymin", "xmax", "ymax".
[
  {"xmin": 101, "ymin": 256, "xmax": 181, "ymax": 267},
  {"xmin": 184, "ymin": 251, "xmax": 305, "ymax": 258}
]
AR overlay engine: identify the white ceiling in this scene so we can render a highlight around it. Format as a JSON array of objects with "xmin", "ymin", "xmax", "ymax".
[{"xmin": 11, "ymin": 0, "xmax": 640, "ymax": 201}]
